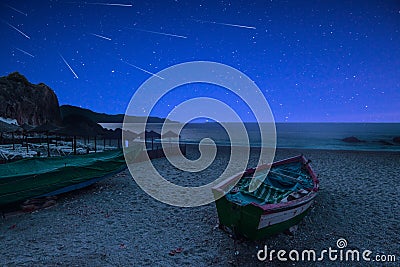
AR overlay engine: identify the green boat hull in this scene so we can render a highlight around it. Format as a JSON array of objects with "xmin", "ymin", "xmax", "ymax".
[
  {"xmin": 215, "ymin": 195, "xmax": 314, "ymax": 240},
  {"xmin": 0, "ymin": 150, "xmax": 134, "ymax": 207}
]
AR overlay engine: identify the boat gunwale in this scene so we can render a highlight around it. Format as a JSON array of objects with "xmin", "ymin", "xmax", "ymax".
[
  {"xmin": 212, "ymin": 154, "xmax": 319, "ymax": 212},
  {"xmin": 0, "ymin": 150, "xmax": 125, "ymax": 180},
  {"xmin": 254, "ymin": 190, "xmax": 317, "ymax": 213}
]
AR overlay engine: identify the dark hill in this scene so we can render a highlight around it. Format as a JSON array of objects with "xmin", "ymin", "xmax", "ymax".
[
  {"xmin": 60, "ymin": 105, "xmax": 124, "ymax": 123},
  {"xmin": 60, "ymin": 105, "xmax": 174, "ymax": 124},
  {"xmin": 0, "ymin": 72, "xmax": 61, "ymax": 126},
  {"xmin": 0, "ymin": 72, "xmax": 173, "ymax": 130}
]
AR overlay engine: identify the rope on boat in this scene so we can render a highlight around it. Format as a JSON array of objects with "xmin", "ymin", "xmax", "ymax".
[
  {"xmin": 268, "ymin": 170, "xmax": 301, "ymax": 182},
  {"xmin": 272, "ymin": 168, "xmax": 302, "ymax": 177}
]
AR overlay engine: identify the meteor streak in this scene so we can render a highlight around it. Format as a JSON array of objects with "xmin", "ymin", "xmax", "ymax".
[
  {"xmin": 128, "ymin": 28, "xmax": 187, "ymax": 39},
  {"xmin": 119, "ymin": 59, "xmax": 164, "ymax": 80},
  {"xmin": 59, "ymin": 54, "xmax": 79, "ymax": 79},
  {"xmin": 15, "ymin": 48, "xmax": 34, "ymax": 58},
  {"xmin": 193, "ymin": 19, "xmax": 256, "ymax": 30},
  {"xmin": 86, "ymin": 2, "xmax": 133, "ymax": 7},
  {"xmin": 5, "ymin": 4, "xmax": 28, "ymax": 16},
  {"xmin": 90, "ymin": 32, "xmax": 112, "ymax": 41},
  {"xmin": 6, "ymin": 22, "xmax": 30, "ymax": 39}
]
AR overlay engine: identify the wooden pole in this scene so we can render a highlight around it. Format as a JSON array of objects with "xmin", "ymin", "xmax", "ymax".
[
  {"xmin": 12, "ymin": 132, "xmax": 15, "ymax": 150},
  {"xmin": 26, "ymin": 135, "xmax": 29, "ymax": 154},
  {"xmin": 47, "ymin": 133, "xmax": 50, "ymax": 157},
  {"xmin": 94, "ymin": 136, "xmax": 97, "ymax": 153},
  {"xmin": 73, "ymin": 136, "xmax": 77, "ymax": 155},
  {"xmin": 103, "ymin": 138, "xmax": 106, "ymax": 150}
]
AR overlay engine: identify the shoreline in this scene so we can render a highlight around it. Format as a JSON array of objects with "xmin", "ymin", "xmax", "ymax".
[
  {"xmin": 152, "ymin": 142, "xmax": 400, "ymax": 154},
  {"xmin": 276, "ymin": 146, "xmax": 400, "ymax": 154},
  {"xmin": 183, "ymin": 143, "xmax": 400, "ymax": 156}
]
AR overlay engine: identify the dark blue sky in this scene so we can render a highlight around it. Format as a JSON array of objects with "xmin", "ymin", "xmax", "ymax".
[{"xmin": 0, "ymin": 0, "xmax": 399, "ymax": 122}]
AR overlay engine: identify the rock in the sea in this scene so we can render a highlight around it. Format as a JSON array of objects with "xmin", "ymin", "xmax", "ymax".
[
  {"xmin": 393, "ymin": 137, "xmax": 400, "ymax": 144},
  {"xmin": 378, "ymin": 140, "xmax": 393, "ymax": 146},
  {"xmin": 342, "ymin": 136, "xmax": 364, "ymax": 143},
  {"xmin": 0, "ymin": 72, "xmax": 62, "ymax": 126}
]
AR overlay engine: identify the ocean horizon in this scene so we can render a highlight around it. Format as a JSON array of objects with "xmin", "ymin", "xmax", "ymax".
[{"xmin": 100, "ymin": 122, "xmax": 400, "ymax": 152}]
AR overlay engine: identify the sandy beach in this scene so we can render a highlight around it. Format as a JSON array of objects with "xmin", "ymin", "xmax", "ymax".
[{"xmin": 1, "ymin": 146, "xmax": 399, "ymax": 266}]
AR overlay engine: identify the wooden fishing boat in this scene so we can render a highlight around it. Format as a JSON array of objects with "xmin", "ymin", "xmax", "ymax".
[
  {"xmin": 212, "ymin": 155, "xmax": 319, "ymax": 240},
  {"xmin": 0, "ymin": 150, "xmax": 132, "ymax": 207}
]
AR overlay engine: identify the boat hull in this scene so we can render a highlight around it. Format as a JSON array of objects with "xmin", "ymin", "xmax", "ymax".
[
  {"xmin": 0, "ymin": 150, "xmax": 129, "ymax": 207},
  {"xmin": 215, "ymin": 194, "xmax": 315, "ymax": 240}
]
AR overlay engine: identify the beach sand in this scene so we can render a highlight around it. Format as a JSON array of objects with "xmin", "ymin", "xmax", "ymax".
[{"xmin": 1, "ymin": 146, "xmax": 399, "ymax": 266}]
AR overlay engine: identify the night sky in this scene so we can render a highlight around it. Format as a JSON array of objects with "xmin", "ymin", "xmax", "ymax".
[{"xmin": 0, "ymin": 0, "xmax": 399, "ymax": 122}]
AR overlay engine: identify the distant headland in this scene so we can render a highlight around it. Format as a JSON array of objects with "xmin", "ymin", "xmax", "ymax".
[{"xmin": 0, "ymin": 72, "xmax": 173, "ymax": 127}]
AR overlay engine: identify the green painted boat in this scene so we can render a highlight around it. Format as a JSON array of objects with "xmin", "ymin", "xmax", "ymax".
[
  {"xmin": 212, "ymin": 155, "xmax": 319, "ymax": 240},
  {"xmin": 0, "ymin": 149, "xmax": 135, "ymax": 207}
]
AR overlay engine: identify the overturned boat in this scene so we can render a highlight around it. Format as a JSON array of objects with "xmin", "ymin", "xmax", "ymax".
[{"xmin": 212, "ymin": 155, "xmax": 319, "ymax": 240}]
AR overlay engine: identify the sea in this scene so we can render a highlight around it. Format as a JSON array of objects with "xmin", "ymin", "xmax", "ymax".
[{"xmin": 100, "ymin": 122, "xmax": 400, "ymax": 152}]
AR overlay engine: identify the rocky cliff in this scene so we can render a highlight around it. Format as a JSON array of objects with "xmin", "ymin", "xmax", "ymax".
[{"xmin": 0, "ymin": 72, "xmax": 62, "ymax": 126}]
